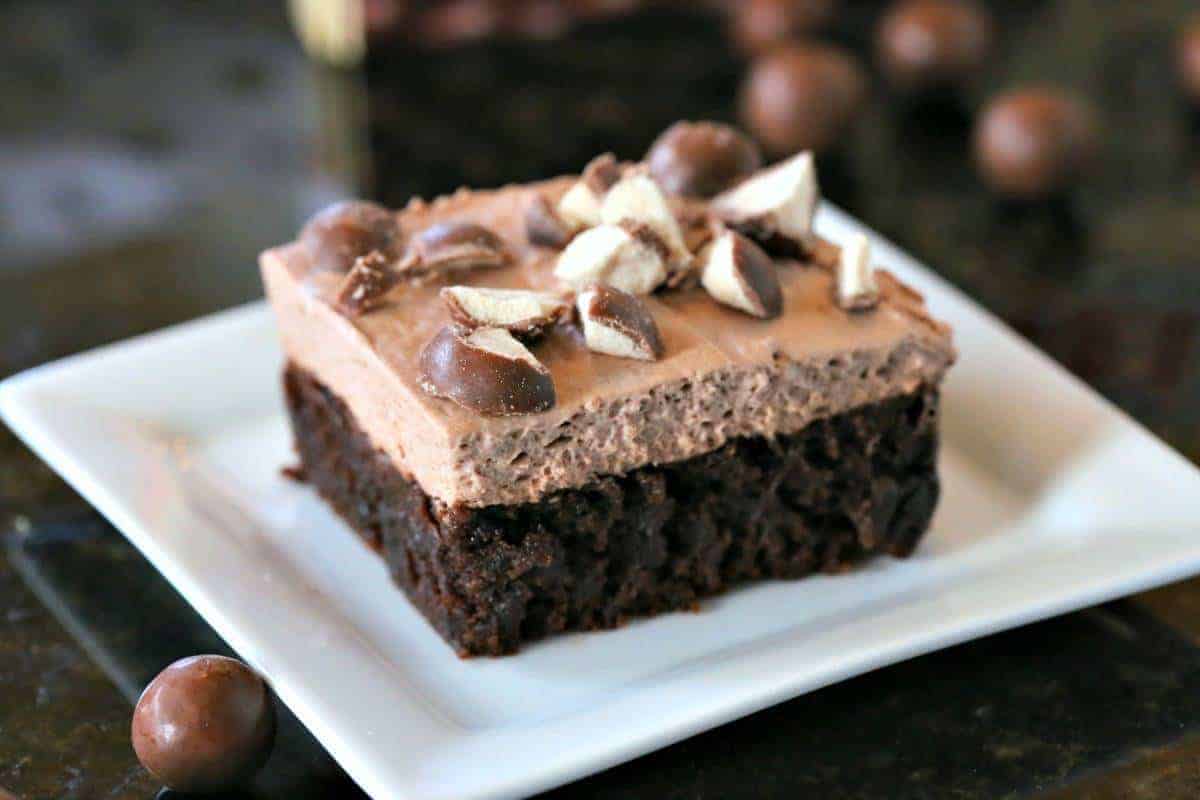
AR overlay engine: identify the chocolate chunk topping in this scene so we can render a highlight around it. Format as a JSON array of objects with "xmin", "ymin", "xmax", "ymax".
[
  {"xmin": 701, "ymin": 229, "xmax": 784, "ymax": 319},
  {"xmin": 419, "ymin": 326, "xmax": 556, "ymax": 416},
  {"xmin": 334, "ymin": 251, "xmax": 396, "ymax": 316},
  {"xmin": 441, "ymin": 286, "xmax": 570, "ymax": 337},
  {"xmin": 645, "ymin": 120, "xmax": 764, "ymax": 198},
  {"xmin": 557, "ymin": 152, "xmax": 625, "ymax": 230},
  {"xmin": 601, "ymin": 172, "xmax": 692, "ymax": 265},
  {"xmin": 554, "ymin": 224, "xmax": 668, "ymax": 295},
  {"xmin": 300, "ymin": 200, "xmax": 399, "ymax": 273},
  {"xmin": 131, "ymin": 655, "xmax": 275, "ymax": 794},
  {"xmin": 581, "ymin": 152, "xmax": 622, "ymax": 195},
  {"xmin": 836, "ymin": 233, "xmax": 880, "ymax": 311},
  {"xmin": 618, "ymin": 219, "xmax": 672, "ymax": 262},
  {"xmin": 678, "ymin": 204, "xmax": 718, "ymax": 254},
  {"xmin": 577, "ymin": 285, "xmax": 664, "ymax": 361},
  {"xmin": 711, "ymin": 151, "xmax": 818, "ymax": 253},
  {"xmin": 525, "ymin": 193, "xmax": 577, "ymax": 248},
  {"xmin": 403, "ymin": 220, "xmax": 510, "ymax": 275}
]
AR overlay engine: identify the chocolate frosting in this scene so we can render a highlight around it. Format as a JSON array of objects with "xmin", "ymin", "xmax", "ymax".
[{"xmin": 261, "ymin": 177, "xmax": 955, "ymax": 507}]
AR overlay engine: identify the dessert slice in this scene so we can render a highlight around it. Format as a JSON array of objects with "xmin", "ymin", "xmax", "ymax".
[{"xmin": 260, "ymin": 125, "xmax": 955, "ymax": 656}]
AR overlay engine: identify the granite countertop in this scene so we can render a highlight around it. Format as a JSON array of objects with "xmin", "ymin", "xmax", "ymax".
[{"xmin": 2, "ymin": 1, "xmax": 1200, "ymax": 798}]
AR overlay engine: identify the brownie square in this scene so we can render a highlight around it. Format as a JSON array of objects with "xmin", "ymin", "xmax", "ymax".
[{"xmin": 262, "ymin": 132, "xmax": 954, "ymax": 655}]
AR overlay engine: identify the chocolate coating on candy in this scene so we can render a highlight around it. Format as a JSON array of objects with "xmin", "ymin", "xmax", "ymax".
[
  {"xmin": 711, "ymin": 151, "xmax": 818, "ymax": 255},
  {"xmin": 645, "ymin": 121, "xmax": 764, "ymax": 198},
  {"xmin": 876, "ymin": 0, "xmax": 993, "ymax": 93},
  {"xmin": 131, "ymin": 655, "xmax": 275, "ymax": 794},
  {"xmin": 525, "ymin": 193, "xmax": 576, "ymax": 248},
  {"xmin": 740, "ymin": 43, "xmax": 867, "ymax": 156},
  {"xmin": 300, "ymin": 201, "xmax": 399, "ymax": 274},
  {"xmin": 419, "ymin": 326, "xmax": 556, "ymax": 416},
  {"xmin": 1179, "ymin": 17, "xmax": 1200, "ymax": 106},
  {"xmin": 974, "ymin": 87, "xmax": 1097, "ymax": 198},
  {"xmin": 441, "ymin": 285, "xmax": 570, "ymax": 337},
  {"xmin": 729, "ymin": 0, "xmax": 837, "ymax": 55},
  {"xmin": 404, "ymin": 220, "xmax": 510, "ymax": 274},
  {"xmin": 701, "ymin": 229, "xmax": 784, "ymax": 319},
  {"xmin": 577, "ymin": 285, "xmax": 664, "ymax": 361},
  {"xmin": 581, "ymin": 152, "xmax": 622, "ymax": 195},
  {"xmin": 618, "ymin": 220, "xmax": 671, "ymax": 262},
  {"xmin": 554, "ymin": 222, "xmax": 669, "ymax": 294},
  {"xmin": 336, "ymin": 251, "xmax": 396, "ymax": 316}
]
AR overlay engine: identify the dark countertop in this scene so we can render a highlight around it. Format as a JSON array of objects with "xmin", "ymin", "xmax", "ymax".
[{"xmin": 2, "ymin": 1, "xmax": 1200, "ymax": 798}]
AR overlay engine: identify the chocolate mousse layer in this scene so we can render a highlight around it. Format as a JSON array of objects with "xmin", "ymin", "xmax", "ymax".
[{"xmin": 260, "ymin": 179, "xmax": 953, "ymax": 508}]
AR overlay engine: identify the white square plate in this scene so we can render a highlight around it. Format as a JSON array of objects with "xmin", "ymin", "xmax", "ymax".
[{"xmin": 4, "ymin": 206, "xmax": 1200, "ymax": 800}]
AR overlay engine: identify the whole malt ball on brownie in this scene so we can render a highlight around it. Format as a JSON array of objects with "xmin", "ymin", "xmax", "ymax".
[
  {"xmin": 299, "ymin": 200, "xmax": 401, "ymax": 274},
  {"xmin": 260, "ymin": 122, "xmax": 955, "ymax": 656},
  {"xmin": 645, "ymin": 121, "xmax": 763, "ymax": 198}
]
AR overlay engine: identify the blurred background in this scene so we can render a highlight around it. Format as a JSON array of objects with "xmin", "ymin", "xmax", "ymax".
[{"xmin": 2, "ymin": 1, "xmax": 1200, "ymax": 798}]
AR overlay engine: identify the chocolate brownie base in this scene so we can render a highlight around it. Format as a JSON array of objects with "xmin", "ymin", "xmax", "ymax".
[{"xmin": 284, "ymin": 363, "xmax": 942, "ymax": 656}]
